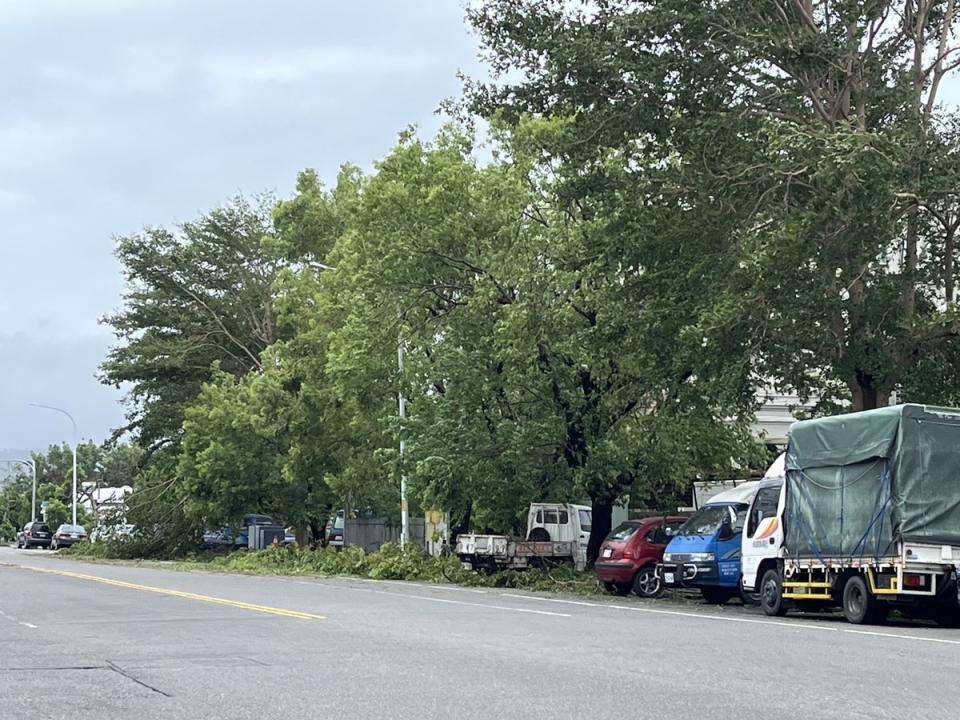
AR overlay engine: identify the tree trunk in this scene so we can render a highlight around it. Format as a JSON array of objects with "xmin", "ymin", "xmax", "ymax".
[
  {"xmin": 850, "ymin": 370, "xmax": 889, "ymax": 411},
  {"xmin": 587, "ymin": 496, "xmax": 613, "ymax": 566},
  {"xmin": 946, "ymin": 225, "xmax": 956, "ymax": 305},
  {"xmin": 902, "ymin": 211, "xmax": 919, "ymax": 320},
  {"xmin": 451, "ymin": 499, "xmax": 472, "ymax": 539}
]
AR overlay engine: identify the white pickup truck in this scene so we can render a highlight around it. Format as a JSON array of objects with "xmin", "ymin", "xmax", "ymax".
[{"xmin": 456, "ymin": 502, "xmax": 592, "ymax": 572}]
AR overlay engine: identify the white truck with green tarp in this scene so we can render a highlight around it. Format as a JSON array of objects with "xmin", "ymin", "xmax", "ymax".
[{"xmin": 744, "ymin": 404, "xmax": 960, "ymax": 625}]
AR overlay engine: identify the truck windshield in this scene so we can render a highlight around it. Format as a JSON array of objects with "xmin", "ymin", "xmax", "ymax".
[{"xmin": 677, "ymin": 506, "xmax": 729, "ymax": 536}]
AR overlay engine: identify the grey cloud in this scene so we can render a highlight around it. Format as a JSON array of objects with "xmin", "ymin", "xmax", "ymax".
[{"xmin": 0, "ymin": 0, "xmax": 483, "ymax": 450}]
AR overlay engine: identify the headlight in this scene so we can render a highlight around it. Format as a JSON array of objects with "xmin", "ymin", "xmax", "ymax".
[
  {"xmin": 689, "ymin": 553, "xmax": 715, "ymax": 562},
  {"xmin": 662, "ymin": 553, "xmax": 673, "ymax": 562}
]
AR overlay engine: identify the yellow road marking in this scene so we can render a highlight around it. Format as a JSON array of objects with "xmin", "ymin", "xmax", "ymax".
[{"xmin": 9, "ymin": 565, "xmax": 325, "ymax": 621}]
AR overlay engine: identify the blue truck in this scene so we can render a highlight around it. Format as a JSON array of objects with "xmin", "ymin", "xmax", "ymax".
[{"xmin": 658, "ymin": 481, "xmax": 760, "ymax": 604}]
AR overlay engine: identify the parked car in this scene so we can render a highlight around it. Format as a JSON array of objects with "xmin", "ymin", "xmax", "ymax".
[
  {"xmin": 283, "ymin": 527, "xmax": 297, "ymax": 546},
  {"xmin": 595, "ymin": 516, "xmax": 688, "ymax": 597},
  {"xmin": 325, "ymin": 511, "xmax": 345, "ymax": 547},
  {"xmin": 659, "ymin": 482, "xmax": 760, "ymax": 604},
  {"xmin": 201, "ymin": 513, "xmax": 279, "ymax": 550},
  {"xmin": 51, "ymin": 524, "xmax": 87, "ymax": 550},
  {"xmin": 16, "ymin": 521, "xmax": 52, "ymax": 549}
]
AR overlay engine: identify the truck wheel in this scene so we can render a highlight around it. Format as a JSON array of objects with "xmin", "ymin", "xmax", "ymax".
[
  {"xmin": 701, "ymin": 588, "xmax": 732, "ymax": 605},
  {"xmin": 633, "ymin": 566, "xmax": 662, "ymax": 598},
  {"xmin": 527, "ymin": 528, "xmax": 550, "ymax": 542},
  {"xmin": 739, "ymin": 579, "xmax": 761, "ymax": 607},
  {"xmin": 760, "ymin": 569, "xmax": 787, "ymax": 617},
  {"xmin": 842, "ymin": 575, "xmax": 878, "ymax": 624}
]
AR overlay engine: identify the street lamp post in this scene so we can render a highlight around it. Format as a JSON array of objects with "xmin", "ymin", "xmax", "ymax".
[
  {"xmin": 315, "ymin": 262, "xmax": 410, "ymax": 546},
  {"xmin": 29, "ymin": 404, "xmax": 78, "ymax": 526},
  {"xmin": 1, "ymin": 459, "xmax": 36, "ymax": 520},
  {"xmin": 397, "ymin": 332, "xmax": 409, "ymax": 547}
]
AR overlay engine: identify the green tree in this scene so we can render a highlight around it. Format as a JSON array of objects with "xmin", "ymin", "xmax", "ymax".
[
  {"xmin": 175, "ymin": 169, "xmax": 367, "ymax": 541},
  {"xmin": 101, "ymin": 196, "xmax": 283, "ymax": 452},
  {"xmin": 467, "ymin": 0, "xmax": 960, "ymax": 411},
  {"xmin": 319, "ymin": 126, "xmax": 760, "ymax": 560}
]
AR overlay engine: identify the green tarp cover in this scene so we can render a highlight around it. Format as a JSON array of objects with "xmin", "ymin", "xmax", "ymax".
[{"xmin": 785, "ymin": 404, "xmax": 960, "ymax": 557}]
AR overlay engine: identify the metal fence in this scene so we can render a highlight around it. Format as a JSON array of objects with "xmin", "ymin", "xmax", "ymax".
[{"xmin": 343, "ymin": 517, "xmax": 426, "ymax": 553}]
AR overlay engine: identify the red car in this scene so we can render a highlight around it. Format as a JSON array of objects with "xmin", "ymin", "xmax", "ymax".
[{"xmin": 595, "ymin": 516, "xmax": 688, "ymax": 597}]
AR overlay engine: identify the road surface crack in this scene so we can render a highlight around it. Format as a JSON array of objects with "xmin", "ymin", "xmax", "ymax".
[{"xmin": 106, "ymin": 660, "xmax": 173, "ymax": 697}]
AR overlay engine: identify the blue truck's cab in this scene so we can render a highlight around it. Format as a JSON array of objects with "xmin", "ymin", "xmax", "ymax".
[{"xmin": 659, "ymin": 481, "xmax": 760, "ymax": 604}]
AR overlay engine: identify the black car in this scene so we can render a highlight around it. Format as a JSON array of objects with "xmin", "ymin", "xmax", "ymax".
[
  {"xmin": 51, "ymin": 524, "xmax": 87, "ymax": 550},
  {"xmin": 16, "ymin": 522, "xmax": 52, "ymax": 549}
]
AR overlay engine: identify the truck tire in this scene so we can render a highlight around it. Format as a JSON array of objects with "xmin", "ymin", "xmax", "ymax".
[
  {"xmin": 760, "ymin": 569, "xmax": 787, "ymax": 617},
  {"xmin": 842, "ymin": 575, "xmax": 880, "ymax": 624},
  {"xmin": 527, "ymin": 528, "xmax": 550, "ymax": 542},
  {"xmin": 701, "ymin": 587, "xmax": 733, "ymax": 604},
  {"xmin": 633, "ymin": 566, "xmax": 662, "ymax": 598},
  {"xmin": 739, "ymin": 578, "xmax": 761, "ymax": 607}
]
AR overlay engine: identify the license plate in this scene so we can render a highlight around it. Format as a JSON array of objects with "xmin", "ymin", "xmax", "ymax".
[
  {"xmin": 664, "ymin": 572, "xmax": 675, "ymax": 584},
  {"xmin": 602, "ymin": 548, "xmax": 612, "ymax": 558}
]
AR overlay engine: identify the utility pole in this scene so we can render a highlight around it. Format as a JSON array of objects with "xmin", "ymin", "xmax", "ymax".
[{"xmin": 397, "ymin": 331, "xmax": 409, "ymax": 547}]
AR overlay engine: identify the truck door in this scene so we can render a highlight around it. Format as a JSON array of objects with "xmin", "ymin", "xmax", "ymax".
[
  {"xmin": 717, "ymin": 505, "xmax": 749, "ymax": 586},
  {"xmin": 741, "ymin": 484, "xmax": 783, "ymax": 592}
]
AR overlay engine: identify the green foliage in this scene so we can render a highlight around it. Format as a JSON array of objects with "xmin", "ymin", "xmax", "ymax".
[
  {"xmin": 467, "ymin": 0, "xmax": 960, "ymax": 411},
  {"xmin": 98, "ymin": 1, "xmax": 960, "ymax": 565},
  {"xmin": 70, "ymin": 541, "xmax": 604, "ymax": 595},
  {"xmin": 101, "ymin": 196, "xmax": 282, "ymax": 449}
]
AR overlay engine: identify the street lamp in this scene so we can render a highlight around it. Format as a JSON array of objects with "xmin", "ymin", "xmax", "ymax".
[
  {"xmin": 29, "ymin": 404, "xmax": 78, "ymax": 526},
  {"xmin": 1, "ymin": 459, "xmax": 36, "ymax": 521},
  {"xmin": 397, "ymin": 332, "xmax": 409, "ymax": 547}
]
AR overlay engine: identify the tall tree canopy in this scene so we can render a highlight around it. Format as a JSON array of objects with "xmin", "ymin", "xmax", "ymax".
[
  {"xmin": 101, "ymin": 196, "xmax": 282, "ymax": 452},
  {"xmin": 468, "ymin": 0, "xmax": 960, "ymax": 412}
]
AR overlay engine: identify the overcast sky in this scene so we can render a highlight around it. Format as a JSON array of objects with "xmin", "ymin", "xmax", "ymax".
[{"xmin": 0, "ymin": 0, "xmax": 483, "ymax": 454}]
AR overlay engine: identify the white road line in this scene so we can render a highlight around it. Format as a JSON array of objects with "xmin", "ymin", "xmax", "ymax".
[
  {"xmin": 330, "ymin": 584, "xmax": 569, "ymax": 617},
  {"xmin": 501, "ymin": 594, "xmax": 960, "ymax": 646},
  {"xmin": 18, "ymin": 622, "xmax": 37, "ymax": 629}
]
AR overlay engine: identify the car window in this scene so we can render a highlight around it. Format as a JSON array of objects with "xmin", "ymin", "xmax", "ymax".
[
  {"xmin": 558, "ymin": 510, "xmax": 569, "ymax": 524},
  {"xmin": 606, "ymin": 522, "xmax": 639, "ymax": 541},
  {"xmin": 748, "ymin": 485, "xmax": 782, "ymax": 537},
  {"xmin": 646, "ymin": 524, "xmax": 666, "ymax": 545},
  {"xmin": 732, "ymin": 505, "xmax": 748, "ymax": 534},
  {"xmin": 578, "ymin": 509, "xmax": 591, "ymax": 531},
  {"xmin": 535, "ymin": 509, "xmax": 542, "ymax": 523},
  {"xmin": 544, "ymin": 510, "xmax": 559, "ymax": 524}
]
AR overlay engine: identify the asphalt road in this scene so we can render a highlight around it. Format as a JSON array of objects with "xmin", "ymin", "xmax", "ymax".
[{"xmin": 1, "ymin": 546, "xmax": 958, "ymax": 720}]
